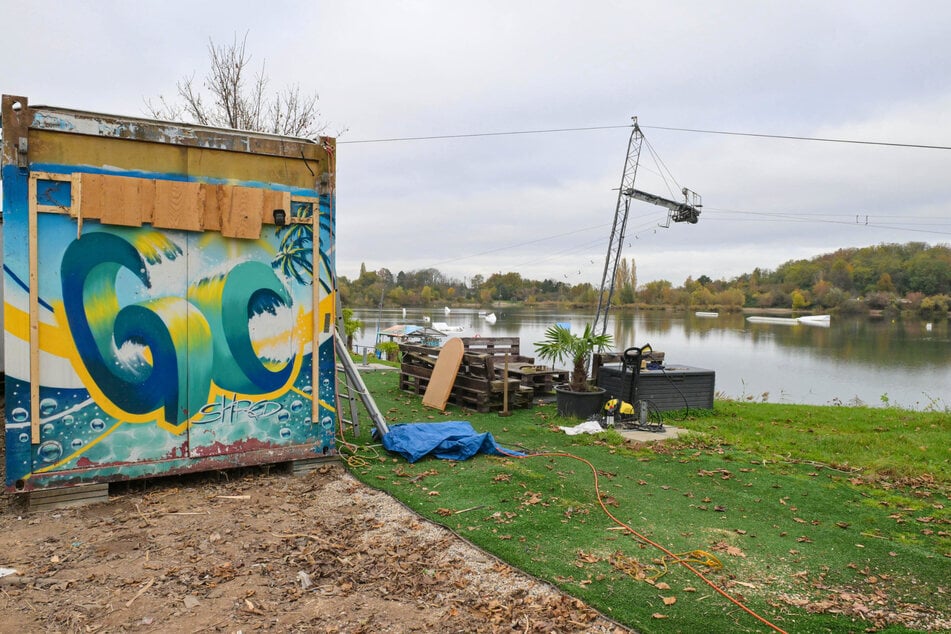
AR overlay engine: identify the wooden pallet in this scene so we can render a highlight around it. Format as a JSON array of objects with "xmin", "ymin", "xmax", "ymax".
[
  {"xmin": 26, "ymin": 483, "xmax": 110, "ymax": 512},
  {"xmin": 285, "ymin": 456, "xmax": 340, "ymax": 476},
  {"xmin": 460, "ymin": 336, "xmax": 534, "ymax": 363},
  {"xmin": 459, "ymin": 337, "xmax": 567, "ymax": 398},
  {"xmin": 399, "ymin": 343, "xmax": 534, "ymax": 412}
]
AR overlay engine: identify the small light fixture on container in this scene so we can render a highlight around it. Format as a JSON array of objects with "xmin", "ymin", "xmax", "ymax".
[{"xmin": 272, "ymin": 209, "xmax": 287, "ymax": 226}]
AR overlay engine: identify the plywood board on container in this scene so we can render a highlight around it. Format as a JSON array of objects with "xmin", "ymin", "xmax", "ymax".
[
  {"xmin": 221, "ymin": 186, "xmax": 265, "ymax": 239},
  {"xmin": 82, "ymin": 173, "xmax": 155, "ymax": 226},
  {"xmin": 262, "ymin": 189, "xmax": 292, "ymax": 226},
  {"xmin": 152, "ymin": 180, "xmax": 204, "ymax": 231},
  {"xmin": 422, "ymin": 338, "xmax": 465, "ymax": 411},
  {"xmin": 202, "ymin": 183, "xmax": 225, "ymax": 231}
]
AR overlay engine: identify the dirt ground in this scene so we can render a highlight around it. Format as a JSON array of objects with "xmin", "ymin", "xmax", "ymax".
[{"xmin": 0, "ymin": 462, "xmax": 628, "ymax": 633}]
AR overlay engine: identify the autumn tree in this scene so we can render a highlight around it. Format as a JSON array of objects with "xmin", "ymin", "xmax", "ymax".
[
  {"xmin": 147, "ymin": 33, "xmax": 326, "ymax": 138},
  {"xmin": 616, "ymin": 257, "xmax": 637, "ymax": 304}
]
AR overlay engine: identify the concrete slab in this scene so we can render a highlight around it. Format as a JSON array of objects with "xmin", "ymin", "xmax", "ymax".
[
  {"xmin": 340, "ymin": 362, "xmax": 394, "ymax": 371},
  {"xmin": 357, "ymin": 363, "xmax": 395, "ymax": 371},
  {"xmin": 615, "ymin": 424, "xmax": 687, "ymax": 442}
]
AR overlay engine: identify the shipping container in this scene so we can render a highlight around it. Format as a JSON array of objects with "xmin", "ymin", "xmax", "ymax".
[{"xmin": 1, "ymin": 95, "xmax": 337, "ymax": 492}]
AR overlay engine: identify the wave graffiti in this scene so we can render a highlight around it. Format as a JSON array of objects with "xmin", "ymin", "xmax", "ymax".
[{"xmin": 60, "ymin": 230, "xmax": 297, "ymax": 431}]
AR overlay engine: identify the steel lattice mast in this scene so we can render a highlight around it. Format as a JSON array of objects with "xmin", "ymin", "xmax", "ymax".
[
  {"xmin": 592, "ymin": 118, "xmax": 702, "ymax": 342},
  {"xmin": 592, "ymin": 118, "xmax": 643, "ymax": 339}
]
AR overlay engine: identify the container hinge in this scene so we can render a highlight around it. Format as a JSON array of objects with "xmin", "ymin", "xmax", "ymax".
[{"xmin": 17, "ymin": 136, "xmax": 28, "ymax": 168}]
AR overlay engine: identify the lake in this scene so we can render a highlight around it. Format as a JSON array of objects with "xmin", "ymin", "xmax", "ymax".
[{"xmin": 349, "ymin": 307, "xmax": 951, "ymax": 411}]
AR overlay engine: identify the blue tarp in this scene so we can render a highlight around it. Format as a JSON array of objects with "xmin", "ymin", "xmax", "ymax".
[{"xmin": 381, "ymin": 421, "xmax": 524, "ymax": 463}]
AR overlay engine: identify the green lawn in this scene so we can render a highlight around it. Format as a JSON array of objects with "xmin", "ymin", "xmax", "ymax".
[{"xmin": 341, "ymin": 369, "xmax": 950, "ymax": 633}]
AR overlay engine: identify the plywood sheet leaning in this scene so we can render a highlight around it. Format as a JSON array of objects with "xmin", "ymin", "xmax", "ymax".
[{"xmin": 422, "ymin": 338, "xmax": 465, "ymax": 411}]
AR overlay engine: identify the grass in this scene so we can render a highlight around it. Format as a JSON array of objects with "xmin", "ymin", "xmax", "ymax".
[{"xmin": 341, "ymin": 369, "xmax": 951, "ymax": 633}]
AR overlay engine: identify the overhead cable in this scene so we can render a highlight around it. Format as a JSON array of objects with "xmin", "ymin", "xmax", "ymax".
[
  {"xmin": 339, "ymin": 122, "xmax": 951, "ymax": 151},
  {"xmin": 338, "ymin": 124, "xmax": 631, "ymax": 144}
]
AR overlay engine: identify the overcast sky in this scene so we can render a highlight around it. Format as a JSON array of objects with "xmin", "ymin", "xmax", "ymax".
[{"xmin": 4, "ymin": 1, "xmax": 950, "ymax": 287}]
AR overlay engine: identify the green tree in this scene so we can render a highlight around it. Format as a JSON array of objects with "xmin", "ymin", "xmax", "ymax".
[
  {"xmin": 340, "ymin": 308, "xmax": 363, "ymax": 351},
  {"xmin": 876, "ymin": 272, "xmax": 895, "ymax": 293},
  {"xmin": 791, "ymin": 289, "xmax": 810, "ymax": 311},
  {"xmin": 907, "ymin": 252, "xmax": 951, "ymax": 295},
  {"xmin": 639, "ymin": 280, "xmax": 672, "ymax": 305}
]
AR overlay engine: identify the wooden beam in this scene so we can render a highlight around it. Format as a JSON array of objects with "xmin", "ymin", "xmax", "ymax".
[
  {"xmin": 28, "ymin": 176, "xmax": 41, "ymax": 443},
  {"xmin": 312, "ymin": 201, "xmax": 320, "ymax": 425}
]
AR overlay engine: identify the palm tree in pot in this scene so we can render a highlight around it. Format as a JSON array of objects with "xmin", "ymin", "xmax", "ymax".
[{"xmin": 535, "ymin": 324, "xmax": 613, "ymax": 418}]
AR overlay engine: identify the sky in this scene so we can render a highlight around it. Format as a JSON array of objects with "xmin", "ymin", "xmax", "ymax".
[{"xmin": 3, "ymin": 1, "xmax": 950, "ymax": 288}]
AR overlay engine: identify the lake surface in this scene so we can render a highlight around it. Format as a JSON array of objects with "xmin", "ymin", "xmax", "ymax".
[{"xmin": 350, "ymin": 307, "xmax": 951, "ymax": 410}]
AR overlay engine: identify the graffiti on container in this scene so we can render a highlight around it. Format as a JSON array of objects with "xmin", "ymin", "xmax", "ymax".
[{"xmin": 60, "ymin": 229, "xmax": 299, "ymax": 432}]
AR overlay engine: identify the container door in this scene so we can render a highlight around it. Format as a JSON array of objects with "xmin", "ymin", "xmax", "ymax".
[
  {"xmin": 29, "ymin": 208, "xmax": 196, "ymax": 475},
  {"xmin": 184, "ymin": 201, "xmax": 316, "ymax": 457}
]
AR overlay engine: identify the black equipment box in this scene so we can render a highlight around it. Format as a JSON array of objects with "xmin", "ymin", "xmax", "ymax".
[{"xmin": 596, "ymin": 364, "xmax": 715, "ymax": 412}]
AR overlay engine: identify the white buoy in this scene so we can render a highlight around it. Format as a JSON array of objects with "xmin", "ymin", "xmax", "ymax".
[
  {"xmin": 926, "ymin": 322, "xmax": 933, "ymax": 331},
  {"xmin": 444, "ymin": 306, "xmax": 451, "ymax": 315},
  {"xmin": 402, "ymin": 307, "xmax": 407, "ymax": 318}
]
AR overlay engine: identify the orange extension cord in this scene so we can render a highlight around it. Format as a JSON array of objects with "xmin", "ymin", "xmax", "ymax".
[{"xmin": 507, "ymin": 449, "xmax": 790, "ymax": 634}]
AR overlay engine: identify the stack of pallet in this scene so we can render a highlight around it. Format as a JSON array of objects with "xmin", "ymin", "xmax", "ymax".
[
  {"xmin": 461, "ymin": 337, "xmax": 567, "ymax": 397},
  {"xmin": 398, "ymin": 340, "xmax": 535, "ymax": 412}
]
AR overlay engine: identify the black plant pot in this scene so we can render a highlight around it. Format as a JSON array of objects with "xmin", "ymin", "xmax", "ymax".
[{"xmin": 554, "ymin": 385, "xmax": 606, "ymax": 419}]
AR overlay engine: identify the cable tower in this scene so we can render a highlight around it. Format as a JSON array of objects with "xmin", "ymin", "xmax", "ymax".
[{"xmin": 592, "ymin": 118, "xmax": 703, "ymax": 339}]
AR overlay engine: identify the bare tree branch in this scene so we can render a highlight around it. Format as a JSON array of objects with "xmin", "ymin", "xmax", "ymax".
[{"xmin": 146, "ymin": 32, "xmax": 326, "ymax": 138}]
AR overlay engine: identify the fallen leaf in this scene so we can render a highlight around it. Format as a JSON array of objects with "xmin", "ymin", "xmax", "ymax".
[
  {"xmin": 651, "ymin": 613, "xmax": 668, "ymax": 619},
  {"xmin": 662, "ymin": 596, "xmax": 677, "ymax": 605}
]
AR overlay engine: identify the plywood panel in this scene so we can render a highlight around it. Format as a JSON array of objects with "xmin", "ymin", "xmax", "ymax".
[
  {"xmin": 153, "ymin": 180, "xmax": 204, "ymax": 231},
  {"xmin": 202, "ymin": 183, "xmax": 224, "ymax": 231},
  {"xmin": 95, "ymin": 174, "xmax": 153, "ymax": 226},
  {"xmin": 262, "ymin": 190, "xmax": 292, "ymax": 225},
  {"xmin": 222, "ymin": 186, "xmax": 265, "ymax": 239},
  {"xmin": 79, "ymin": 173, "xmax": 154, "ymax": 226},
  {"xmin": 71, "ymin": 174, "xmax": 286, "ymax": 236}
]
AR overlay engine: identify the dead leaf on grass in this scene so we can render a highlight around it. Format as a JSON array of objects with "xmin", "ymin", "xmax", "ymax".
[
  {"xmin": 662, "ymin": 596, "xmax": 677, "ymax": 606},
  {"xmin": 711, "ymin": 541, "xmax": 746, "ymax": 558},
  {"xmin": 576, "ymin": 551, "xmax": 601, "ymax": 564}
]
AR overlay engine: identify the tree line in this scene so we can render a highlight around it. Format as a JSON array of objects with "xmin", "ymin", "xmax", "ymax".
[{"xmin": 337, "ymin": 242, "xmax": 951, "ymax": 318}]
